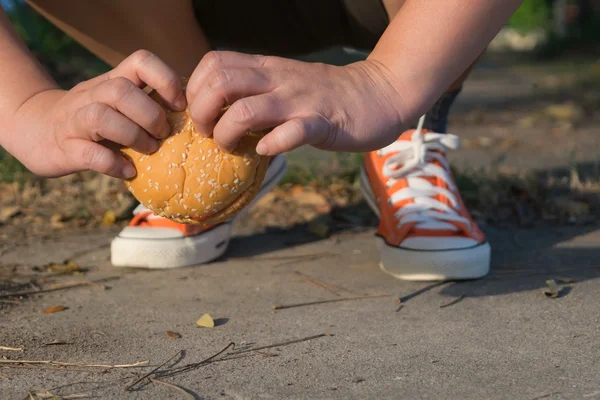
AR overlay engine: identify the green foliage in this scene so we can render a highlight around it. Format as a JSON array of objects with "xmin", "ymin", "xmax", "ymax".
[
  {"xmin": 5, "ymin": 0, "xmax": 110, "ymax": 87},
  {"xmin": 0, "ymin": 148, "xmax": 29, "ymax": 183},
  {"xmin": 507, "ymin": 0, "xmax": 552, "ymax": 33}
]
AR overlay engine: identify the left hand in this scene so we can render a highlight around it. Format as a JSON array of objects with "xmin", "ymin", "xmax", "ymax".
[{"xmin": 186, "ymin": 51, "xmax": 411, "ymax": 155}]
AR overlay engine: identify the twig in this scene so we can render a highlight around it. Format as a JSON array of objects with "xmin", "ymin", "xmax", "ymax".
[
  {"xmin": 156, "ymin": 343, "xmax": 236, "ymax": 379},
  {"xmin": 293, "ymin": 271, "xmax": 340, "ymax": 296},
  {"xmin": 439, "ymin": 295, "xmax": 465, "ymax": 309},
  {"xmin": 0, "ymin": 276, "xmax": 120, "ymax": 299},
  {"xmin": 0, "ymin": 346, "xmax": 23, "ymax": 351},
  {"xmin": 0, "ymin": 359, "xmax": 147, "ymax": 369},
  {"xmin": 149, "ymin": 378, "xmax": 195, "ymax": 399},
  {"xmin": 273, "ymin": 294, "xmax": 391, "ymax": 310},
  {"xmin": 0, "ymin": 299, "xmax": 22, "ymax": 304},
  {"xmin": 125, "ymin": 351, "xmax": 182, "ymax": 391},
  {"xmin": 43, "ymin": 341, "xmax": 73, "ymax": 346},
  {"xmin": 0, "ymin": 365, "xmax": 104, "ymax": 373},
  {"xmin": 227, "ymin": 333, "xmax": 330, "ymax": 356}
]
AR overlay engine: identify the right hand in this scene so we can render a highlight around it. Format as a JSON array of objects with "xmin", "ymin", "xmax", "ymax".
[{"xmin": 12, "ymin": 50, "xmax": 186, "ymax": 179}]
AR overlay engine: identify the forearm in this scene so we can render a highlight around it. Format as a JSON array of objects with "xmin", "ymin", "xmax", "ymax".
[
  {"xmin": 369, "ymin": 0, "xmax": 522, "ymax": 120},
  {"xmin": 0, "ymin": 6, "xmax": 58, "ymax": 150}
]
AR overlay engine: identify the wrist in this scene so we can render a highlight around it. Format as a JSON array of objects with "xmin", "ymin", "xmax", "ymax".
[
  {"xmin": 352, "ymin": 58, "xmax": 424, "ymax": 130},
  {"xmin": 3, "ymin": 88, "xmax": 64, "ymax": 169}
]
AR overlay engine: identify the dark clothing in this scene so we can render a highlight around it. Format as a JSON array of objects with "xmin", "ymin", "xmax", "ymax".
[{"xmin": 192, "ymin": 0, "xmax": 389, "ymax": 56}]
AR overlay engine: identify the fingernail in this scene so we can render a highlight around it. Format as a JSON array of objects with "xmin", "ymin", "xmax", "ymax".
[
  {"xmin": 256, "ymin": 141, "xmax": 268, "ymax": 156},
  {"xmin": 174, "ymin": 92, "xmax": 186, "ymax": 110},
  {"xmin": 122, "ymin": 164, "xmax": 137, "ymax": 179}
]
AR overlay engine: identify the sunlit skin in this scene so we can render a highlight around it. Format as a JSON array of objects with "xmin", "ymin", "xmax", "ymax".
[{"xmin": 0, "ymin": 0, "xmax": 522, "ymax": 180}]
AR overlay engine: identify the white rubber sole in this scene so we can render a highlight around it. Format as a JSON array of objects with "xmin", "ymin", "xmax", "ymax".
[
  {"xmin": 360, "ymin": 165, "xmax": 491, "ymax": 281},
  {"xmin": 110, "ymin": 155, "xmax": 287, "ymax": 269}
]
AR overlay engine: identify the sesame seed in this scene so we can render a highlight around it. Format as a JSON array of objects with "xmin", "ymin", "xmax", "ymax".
[
  {"xmin": 147, "ymin": 166, "xmax": 151, "ymax": 171},
  {"xmin": 144, "ymin": 189, "xmax": 148, "ymax": 192},
  {"xmin": 166, "ymin": 185, "xmax": 170, "ymax": 189},
  {"xmin": 192, "ymin": 209, "xmax": 197, "ymax": 212},
  {"xmin": 201, "ymin": 156, "xmax": 206, "ymax": 161},
  {"xmin": 175, "ymin": 184, "xmax": 179, "ymax": 189},
  {"xmin": 206, "ymin": 163, "xmax": 212, "ymax": 167}
]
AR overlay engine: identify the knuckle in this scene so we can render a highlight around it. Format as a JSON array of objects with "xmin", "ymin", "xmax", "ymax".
[
  {"xmin": 84, "ymin": 103, "xmax": 109, "ymax": 130},
  {"xmin": 289, "ymin": 118, "xmax": 308, "ymax": 140},
  {"xmin": 80, "ymin": 143, "xmax": 101, "ymax": 171},
  {"xmin": 147, "ymin": 106, "xmax": 167, "ymax": 131},
  {"xmin": 107, "ymin": 77, "xmax": 136, "ymax": 102},
  {"xmin": 207, "ymin": 69, "xmax": 231, "ymax": 90},
  {"xmin": 201, "ymin": 51, "xmax": 223, "ymax": 71},
  {"xmin": 131, "ymin": 49, "xmax": 155, "ymax": 65},
  {"xmin": 160, "ymin": 74, "xmax": 180, "ymax": 92},
  {"xmin": 230, "ymin": 99, "xmax": 255, "ymax": 124}
]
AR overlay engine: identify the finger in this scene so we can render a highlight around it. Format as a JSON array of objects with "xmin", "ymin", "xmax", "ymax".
[
  {"xmin": 110, "ymin": 50, "xmax": 185, "ymax": 110},
  {"xmin": 79, "ymin": 50, "xmax": 185, "ymax": 111},
  {"xmin": 212, "ymin": 94, "xmax": 286, "ymax": 153},
  {"xmin": 187, "ymin": 51, "xmax": 268, "ymax": 101},
  {"xmin": 255, "ymin": 115, "xmax": 333, "ymax": 156},
  {"xmin": 188, "ymin": 68, "xmax": 275, "ymax": 135},
  {"xmin": 92, "ymin": 77, "xmax": 171, "ymax": 139},
  {"xmin": 74, "ymin": 103, "xmax": 159, "ymax": 154},
  {"xmin": 68, "ymin": 140, "xmax": 137, "ymax": 179}
]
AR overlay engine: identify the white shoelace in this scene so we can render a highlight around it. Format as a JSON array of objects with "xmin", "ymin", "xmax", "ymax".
[{"xmin": 379, "ymin": 115, "xmax": 469, "ymax": 232}]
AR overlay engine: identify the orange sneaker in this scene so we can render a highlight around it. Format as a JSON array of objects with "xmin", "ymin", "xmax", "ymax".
[
  {"xmin": 110, "ymin": 155, "xmax": 287, "ymax": 268},
  {"xmin": 360, "ymin": 116, "xmax": 490, "ymax": 281}
]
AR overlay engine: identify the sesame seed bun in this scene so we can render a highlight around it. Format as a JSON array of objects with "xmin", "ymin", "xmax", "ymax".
[{"xmin": 120, "ymin": 82, "xmax": 270, "ymax": 226}]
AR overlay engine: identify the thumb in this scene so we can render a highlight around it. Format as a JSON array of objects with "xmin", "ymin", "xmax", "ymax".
[{"xmin": 256, "ymin": 115, "xmax": 332, "ymax": 156}]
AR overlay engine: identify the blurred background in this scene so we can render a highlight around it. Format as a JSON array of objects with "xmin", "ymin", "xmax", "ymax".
[{"xmin": 1, "ymin": 0, "xmax": 600, "ymax": 243}]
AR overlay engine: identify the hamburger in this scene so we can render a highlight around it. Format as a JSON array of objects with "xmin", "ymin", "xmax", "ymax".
[{"xmin": 121, "ymin": 81, "xmax": 270, "ymax": 226}]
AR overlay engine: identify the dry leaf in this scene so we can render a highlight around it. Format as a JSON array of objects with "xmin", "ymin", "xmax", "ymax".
[
  {"xmin": 543, "ymin": 102, "xmax": 584, "ymax": 121},
  {"xmin": 543, "ymin": 280, "xmax": 562, "ymax": 298},
  {"xmin": 102, "ymin": 210, "xmax": 116, "ymax": 225},
  {"xmin": 46, "ymin": 259, "xmax": 81, "ymax": 275},
  {"xmin": 0, "ymin": 206, "xmax": 20, "ymax": 224},
  {"xmin": 166, "ymin": 331, "xmax": 181, "ymax": 339},
  {"xmin": 196, "ymin": 313, "xmax": 214, "ymax": 328},
  {"xmin": 43, "ymin": 305, "xmax": 67, "ymax": 314}
]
